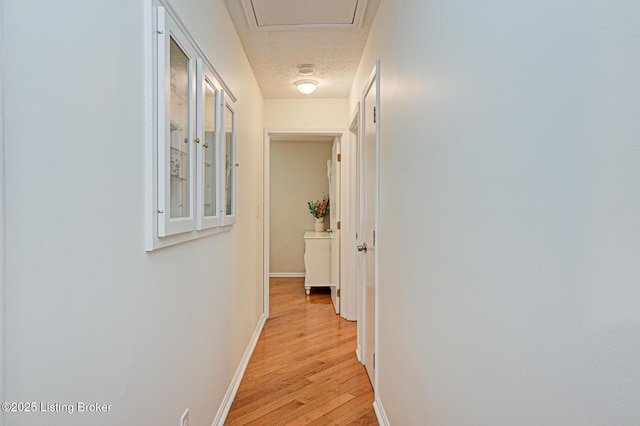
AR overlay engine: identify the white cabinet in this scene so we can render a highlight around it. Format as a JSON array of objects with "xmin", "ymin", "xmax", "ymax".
[
  {"xmin": 303, "ymin": 231, "xmax": 331, "ymax": 295},
  {"xmin": 152, "ymin": 4, "xmax": 237, "ymax": 246}
]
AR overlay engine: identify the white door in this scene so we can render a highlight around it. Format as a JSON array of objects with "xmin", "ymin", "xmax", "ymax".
[
  {"xmin": 329, "ymin": 138, "xmax": 341, "ymax": 314},
  {"xmin": 360, "ymin": 64, "xmax": 379, "ymax": 386}
]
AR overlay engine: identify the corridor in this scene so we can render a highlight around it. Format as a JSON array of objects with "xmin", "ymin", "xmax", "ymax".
[{"xmin": 225, "ymin": 278, "xmax": 377, "ymax": 425}]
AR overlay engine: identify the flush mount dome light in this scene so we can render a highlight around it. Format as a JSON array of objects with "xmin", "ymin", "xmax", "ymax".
[{"xmin": 294, "ymin": 79, "xmax": 318, "ymax": 95}]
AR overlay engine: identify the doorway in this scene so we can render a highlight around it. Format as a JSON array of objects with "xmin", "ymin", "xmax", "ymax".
[{"xmin": 263, "ymin": 129, "xmax": 345, "ymax": 318}]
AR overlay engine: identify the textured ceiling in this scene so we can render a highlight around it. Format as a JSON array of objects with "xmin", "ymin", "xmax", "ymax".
[{"xmin": 224, "ymin": 0, "xmax": 380, "ymax": 99}]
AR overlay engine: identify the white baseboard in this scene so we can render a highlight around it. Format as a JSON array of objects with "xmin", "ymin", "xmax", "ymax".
[
  {"xmin": 212, "ymin": 313, "xmax": 267, "ymax": 426},
  {"xmin": 373, "ymin": 396, "xmax": 390, "ymax": 426},
  {"xmin": 269, "ymin": 272, "xmax": 305, "ymax": 278},
  {"xmin": 355, "ymin": 345, "xmax": 362, "ymax": 363}
]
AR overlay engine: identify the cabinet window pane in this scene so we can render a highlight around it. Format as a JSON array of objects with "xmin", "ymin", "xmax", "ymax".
[
  {"xmin": 204, "ymin": 80, "xmax": 217, "ymax": 217},
  {"xmin": 224, "ymin": 104, "xmax": 235, "ymax": 216},
  {"xmin": 169, "ymin": 37, "xmax": 191, "ymax": 219}
]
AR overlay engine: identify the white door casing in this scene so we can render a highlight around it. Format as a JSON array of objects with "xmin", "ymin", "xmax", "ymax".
[
  {"xmin": 330, "ymin": 138, "xmax": 340, "ymax": 314},
  {"xmin": 0, "ymin": 1, "xmax": 5, "ymax": 419},
  {"xmin": 263, "ymin": 129, "xmax": 345, "ymax": 319}
]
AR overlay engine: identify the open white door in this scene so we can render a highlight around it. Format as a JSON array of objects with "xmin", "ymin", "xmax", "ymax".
[
  {"xmin": 329, "ymin": 138, "xmax": 341, "ymax": 314},
  {"xmin": 360, "ymin": 63, "xmax": 379, "ymax": 387}
]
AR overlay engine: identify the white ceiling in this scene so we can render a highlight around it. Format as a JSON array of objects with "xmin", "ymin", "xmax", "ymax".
[{"xmin": 224, "ymin": 0, "xmax": 380, "ymax": 98}]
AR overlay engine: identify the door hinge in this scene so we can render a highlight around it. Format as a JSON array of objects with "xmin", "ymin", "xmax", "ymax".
[
  {"xmin": 373, "ymin": 106, "xmax": 376, "ymax": 124},
  {"xmin": 373, "ymin": 353, "xmax": 376, "ymax": 369},
  {"xmin": 337, "ymin": 289, "xmax": 341, "ymax": 297},
  {"xmin": 337, "ymin": 153, "xmax": 341, "ymax": 162},
  {"xmin": 157, "ymin": 6, "xmax": 165, "ymax": 34},
  {"xmin": 337, "ymin": 221, "xmax": 341, "ymax": 230},
  {"xmin": 373, "ymin": 230, "xmax": 376, "ymax": 245}
]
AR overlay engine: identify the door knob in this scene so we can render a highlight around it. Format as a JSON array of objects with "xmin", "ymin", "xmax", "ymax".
[{"xmin": 357, "ymin": 243, "xmax": 367, "ymax": 252}]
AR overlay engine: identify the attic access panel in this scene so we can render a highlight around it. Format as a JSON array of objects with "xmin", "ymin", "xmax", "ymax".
[{"xmin": 244, "ymin": 0, "xmax": 367, "ymax": 30}]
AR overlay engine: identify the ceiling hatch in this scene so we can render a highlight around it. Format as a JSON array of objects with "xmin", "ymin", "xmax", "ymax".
[{"xmin": 242, "ymin": 0, "xmax": 368, "ymax": 31}]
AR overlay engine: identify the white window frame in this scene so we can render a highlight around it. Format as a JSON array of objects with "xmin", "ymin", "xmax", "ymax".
[
  {"xmin": 157, "ymin": 9, "xmax": 197, "ymax": 237},
  {"xmin": 221, "ymin": 97, "xmax": 236, "ymax": 226},
  {"xmin": 196, "ymin": 59, "xmax": 223, "ymax": 230},
  {"xmin": 145, "ymin": 2, "xmax": 238, "ymax": 251}
]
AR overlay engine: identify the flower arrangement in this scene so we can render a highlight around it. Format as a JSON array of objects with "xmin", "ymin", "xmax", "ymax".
[{"xmin": 308, "ymin": 195, "xmax": 330, "ymax": 218}]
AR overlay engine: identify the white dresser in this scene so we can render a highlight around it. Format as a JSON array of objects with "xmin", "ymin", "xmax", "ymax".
[{"xmin": 303, "ymin": 231, "xmax": 331, "ymax": 295}]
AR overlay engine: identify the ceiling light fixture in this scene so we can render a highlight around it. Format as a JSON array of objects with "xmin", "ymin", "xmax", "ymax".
[
  {"xmin": 297, "ymin": 64, "xmax": 315, "ymax": 75},
  {"xmin": 294, "ymin": 79, "xmax": 318, "ymax": 95}
]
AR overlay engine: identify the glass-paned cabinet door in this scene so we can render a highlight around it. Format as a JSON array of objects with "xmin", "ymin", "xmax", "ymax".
[
  {"xmin": 157, "ymin": 7, "xmax": 196, "ymax": 236},
  {"xmin": 196, "ymin": 59, "xmax": 221, "ymax": 229},
  {"xmin": 221, "ymin": 98, "xmax": 236, "ymax": 225}
]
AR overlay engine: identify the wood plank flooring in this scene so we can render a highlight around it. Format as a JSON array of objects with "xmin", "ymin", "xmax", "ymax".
[{"xmin": 225, "ymin": 277, "xmax": 378, "ymax": 425}]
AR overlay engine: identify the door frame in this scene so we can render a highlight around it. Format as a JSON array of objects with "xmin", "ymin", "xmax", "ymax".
[
  {"xmin": 329, "ymin": 137, "xmax": 341, "ymax": 314},
  {"xmin": 262, "ymin": 128, "xmax": 346, "ymax": 318},
  {"xmin": 349, "ymin": 104, "xmax": 364, "ymax": 360},
  {"xmin": 0, "ymin": 1, "xmax": 6, "ymax": 420}
]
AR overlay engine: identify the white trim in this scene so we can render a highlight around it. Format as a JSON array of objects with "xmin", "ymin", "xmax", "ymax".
[
  {"xmin": 220, "ymin": 98, "xmax": 237, "ymax": 225},
  {"xmin": 373, "ymin": 59, "xmax": 381, "ymax": 399},
  {"xmin": 144, "ymin": 0, "xmax": 155, "ymax": 251},
  {"xmin": 0, "ymin": 0, "xmax": 6, "ymax": 421},
  {"xmin": 266, "ymin": 128, "xmax": 345, "ymax": 138},
  {"xmin": 239, "ymin": 0, "xmax": 369, "ymax": 32},
  {"xmin": 262, "ymin": 130, "xmax": 270, "ymax": 318},
  {"xmin": 353, "ymin": 100, "xmax": 365, "ymax": 367},
  {"xmin": 195, "ymin": 61, "xmax": 223, "ymax": 230},
  {"xmin": 373, "ymin": 396, "xmax": 390, "ymax": 426},
  {"xmin": 269, "ymin": 272, "xmax": 305, "ymax": 278},
  {"xmin": 157, "ymin": 12, "xmax": 198, "ymax": 237},
  {"xmin": 330, "ymin": 136, "xmax": 341, "ymax": 315},
  {"xmin": 148, "ymin": 225, "xmax": 233, "ymax": 251},
  {"xmin": 211, "ymin": 313, "xmax": 267, "ymax": 426},
  {"xmin": 355, "ymin": 346, "xmax": 362, "ymax": 363}
]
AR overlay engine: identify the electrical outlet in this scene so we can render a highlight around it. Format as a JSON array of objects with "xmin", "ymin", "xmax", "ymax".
[{"xmin": 180, "ymin": 408, "xmax": 189, "ymax": 426}]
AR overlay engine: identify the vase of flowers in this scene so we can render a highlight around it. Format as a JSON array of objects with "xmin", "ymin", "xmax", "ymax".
[{"xmin": 308, "ymin": 195, "xmax": 329, "ymax": 232}]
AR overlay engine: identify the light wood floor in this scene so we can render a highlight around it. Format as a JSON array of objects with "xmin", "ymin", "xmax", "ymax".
[{"xmin": 225, "ymin": 277, "xmax": 378, "ymax": 425}]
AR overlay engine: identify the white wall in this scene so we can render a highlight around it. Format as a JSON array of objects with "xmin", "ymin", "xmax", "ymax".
[
  {"xmin": 264, "ymin": 98, "xmax": 348, "ymax": 129},
  {"xmin": 270, "ymin": 140, "xmax": 332, "ymax": 274},
  {"xmin": 4, "ymin": 1, "xmax": 263, "ymax": 426},
  {"xmin": 351, "ymin": 0, "xmax": 640, "ymax": 424}
]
